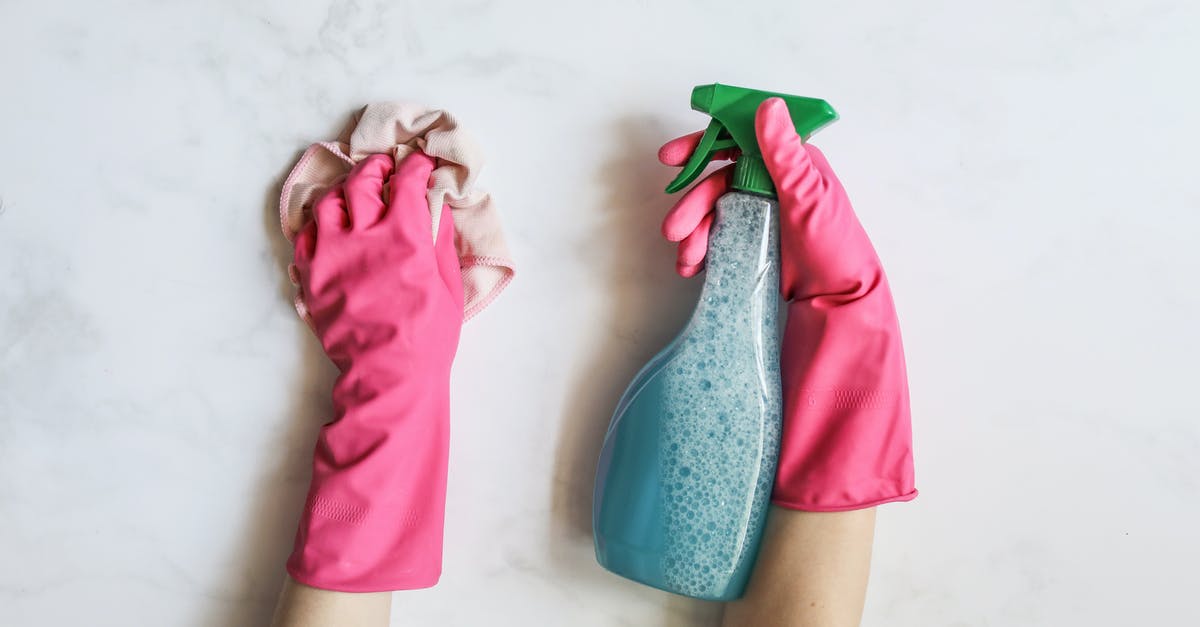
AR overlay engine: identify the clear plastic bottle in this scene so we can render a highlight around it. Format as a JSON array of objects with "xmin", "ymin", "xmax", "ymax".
[{"xmin": 593, "ymin": 190, "xmax": 782, "ymax": 601}]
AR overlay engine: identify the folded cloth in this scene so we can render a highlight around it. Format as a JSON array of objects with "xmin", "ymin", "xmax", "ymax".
[{"xmin": 280, "ymin": 102, "xmax": 515, "ymax": 322}]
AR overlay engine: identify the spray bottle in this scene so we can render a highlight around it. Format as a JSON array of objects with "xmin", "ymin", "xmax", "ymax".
[{"xmin": 592, "ymin": 83, "xmax": 838, "ymax": 601}]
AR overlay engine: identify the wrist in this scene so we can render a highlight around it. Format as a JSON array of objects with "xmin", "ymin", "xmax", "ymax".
[{"xmin": 294, "ymin": 350, "xmax": 455, "ymax": 592}]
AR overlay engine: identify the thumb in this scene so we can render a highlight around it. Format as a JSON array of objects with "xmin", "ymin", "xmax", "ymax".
[{"xmin": 755, "ymin": 98, "xmax": 824, "ymax": 203}]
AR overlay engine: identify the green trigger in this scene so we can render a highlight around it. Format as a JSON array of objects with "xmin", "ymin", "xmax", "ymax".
[{"xmin": 665, "ymin": 119, "xmax": 739, "ymax": 194}]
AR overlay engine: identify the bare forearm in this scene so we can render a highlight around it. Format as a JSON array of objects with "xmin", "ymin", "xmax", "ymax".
[
  {"xmin": 271, "ymin": 577, "xmax": 391, "ymax": 627},
  {"xmin": 722, "ymin": 507, "xmax": 875, "ymax": 627}
]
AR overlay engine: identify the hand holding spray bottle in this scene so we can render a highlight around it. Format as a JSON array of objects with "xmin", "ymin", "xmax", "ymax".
[
  {"xmin": 592, "ymin": 84, "xmax": 839, "ymax": 600},
  {"xmin": 593, "ymin": 84, "xmax": 916, "ymax": 601}
]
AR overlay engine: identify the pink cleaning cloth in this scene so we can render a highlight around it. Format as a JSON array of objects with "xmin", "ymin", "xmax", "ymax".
[{"xmin": 280, "ymin": 102, "xmax": 515, "ymax": 322}]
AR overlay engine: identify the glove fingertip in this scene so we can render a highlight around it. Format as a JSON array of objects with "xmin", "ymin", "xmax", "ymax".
[
  {"xmin": 677, "ymin": 261, "xmax": 703, "ymax": 278},
  {"xmin": 658, "ymin": 131, "xmax": 703, "ymax": 166},
  {"xmin": 661, "ymin": 217, "xmax": 688, "ymax": 242},
  {"xmin": 354, "ymin": 153, "xmax": 394, "ymax": 180},
  {"xmin": 756, "ymin": 99, "xmax": 814, "ymax": 171}
]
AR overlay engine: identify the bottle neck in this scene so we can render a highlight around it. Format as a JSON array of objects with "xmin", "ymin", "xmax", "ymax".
[
  {"xmin": 700, "ymin": 192, "xmax": 781, "ymax": 303},
  {"xmin": 731, "ymin": 154, "xmax": 777, "ymax": 198}
]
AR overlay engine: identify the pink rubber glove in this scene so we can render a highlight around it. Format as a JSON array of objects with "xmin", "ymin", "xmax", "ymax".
[
  {"xmin": 287, "ymin": 152, "xmax": 464, "ymax": 591},
  {"xmin": 659, "ymin": 98, "xmax": 916, "ymax": 511}
]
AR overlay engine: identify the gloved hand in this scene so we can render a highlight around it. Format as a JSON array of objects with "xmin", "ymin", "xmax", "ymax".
[
  {"xmin": 658, "ymin": 98, "xmax": 916, "ymax": 511},
  {"xmin": 287, "ymin": 152, "xmax": 465, "ymax": 591}
]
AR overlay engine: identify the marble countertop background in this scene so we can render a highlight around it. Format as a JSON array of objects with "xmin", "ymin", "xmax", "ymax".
[{"xmin": 2, "ymin": 1, "xmax": 1198, "ymax": 625}]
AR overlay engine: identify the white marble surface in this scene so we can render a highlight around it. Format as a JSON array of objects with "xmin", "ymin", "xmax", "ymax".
[{"xmin": 2, "ymin": 1, "xmax": 1199, "ymax": 625}]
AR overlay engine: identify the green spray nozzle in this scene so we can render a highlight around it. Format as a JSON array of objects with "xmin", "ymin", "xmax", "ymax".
[{"xmin": 665, "ymin": 83, "xmax": 839, "ymax": 197}]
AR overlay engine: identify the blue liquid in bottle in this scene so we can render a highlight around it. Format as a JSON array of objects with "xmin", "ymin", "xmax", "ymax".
[{"xmin": 593, "ymin": 191, "xmax": 782, "ymax": 601}]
